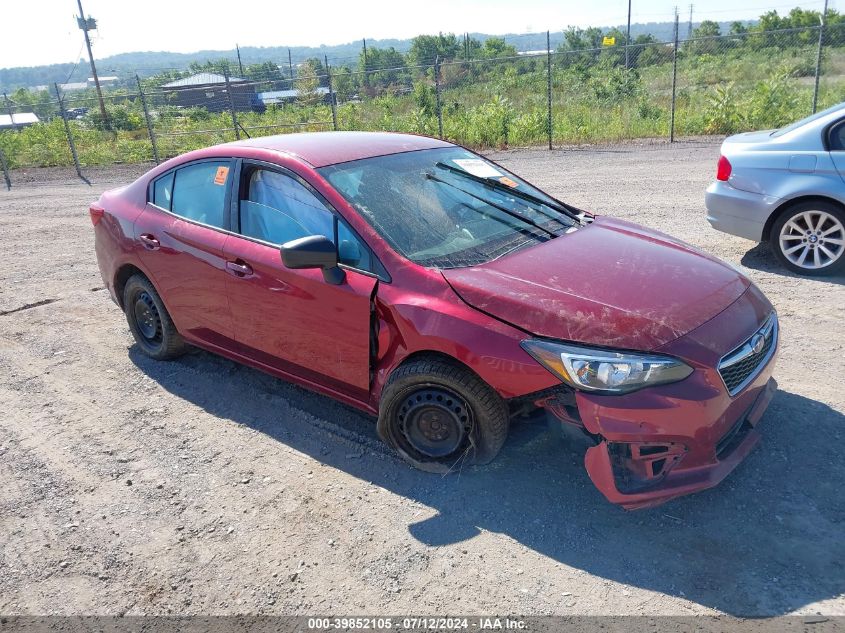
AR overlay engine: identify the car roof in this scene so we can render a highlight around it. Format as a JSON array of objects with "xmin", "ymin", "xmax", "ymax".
[{"xmin": 227, "ymin": 131, "xmax": 453, "ymax": 168}]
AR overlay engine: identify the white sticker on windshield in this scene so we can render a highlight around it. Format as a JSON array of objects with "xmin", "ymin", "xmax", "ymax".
[{"xmin": 452, "ymin": 159, "xmax": 503, "ymax": 178}]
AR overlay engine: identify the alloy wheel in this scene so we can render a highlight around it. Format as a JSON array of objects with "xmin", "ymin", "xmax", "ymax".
[{"xmin": 778, "ymin": 210, "xmax": 845, "ymax": 270}]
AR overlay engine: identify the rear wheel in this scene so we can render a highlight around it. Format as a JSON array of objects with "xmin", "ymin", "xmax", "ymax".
[
  {"xmin": 771, "ymin": 201, "xmax": 845, "ymax": 276},
  {"xmin": 377, "ymin": 356, "xmax": 509, "ymax": 473},
  {"xmin": 123, "ymin": 275, "xmax": 186, "ymax": 360}
]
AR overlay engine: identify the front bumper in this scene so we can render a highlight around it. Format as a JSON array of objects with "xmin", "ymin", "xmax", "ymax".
[
  {"xmin": 705, "ymin": 180, "xmax": 781, "ymax": 242},
  {"xmin": 541, "ymin": 285, "xmax": 779, "ymax": 510},
  {"xmin": 581, "ymin": 376, "xmax": 776, "ymax": 509}
]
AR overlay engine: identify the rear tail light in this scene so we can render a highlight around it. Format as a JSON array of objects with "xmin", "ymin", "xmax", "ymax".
[
  {"xmin": 89, "ymin": 203, "xmax": 105, "ymax": 226},
  {"xmin": 716, "ymin": 155, "xmax": 732, "ymax": 181}
]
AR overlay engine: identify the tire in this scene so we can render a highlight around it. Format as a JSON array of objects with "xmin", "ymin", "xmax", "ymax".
[
  {"xmin": 123, "ymin": 274, "xmax": 186, "ymax": 360},
  {"xmin": 377, "ymin": 356, "xmax": 509, "ymax": 473},
  {"xmin": 770, "ymin": 200, "xmax": 845, "ymax": 276}
]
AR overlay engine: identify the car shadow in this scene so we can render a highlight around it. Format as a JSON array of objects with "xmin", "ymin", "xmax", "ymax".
[
  {"xmin": 130, "ymin": 346, "xmax": 845, "ymax": 616},
  {"xmin": 741, "ymin": 242, "xmax": 845, "ymax": 285}
]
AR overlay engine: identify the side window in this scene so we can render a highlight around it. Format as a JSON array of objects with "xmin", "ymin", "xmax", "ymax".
[
  {"xmin": 239, "ymin": 168, "xmax": 375, "ymax": 273},
  {"xmin": 240, "ymin": 169, "xmax": 334, "ymax": 245},
  {"xmin": 170, "ymin": 161, "xmax": 231, "ymax": 229},
  {"xmin": 829, "ymin": 121, "xmax": 845, "ymax": 151},
  {"xmin": 153, "ymin": 171, "xmax": 174, "ymax": 211}
]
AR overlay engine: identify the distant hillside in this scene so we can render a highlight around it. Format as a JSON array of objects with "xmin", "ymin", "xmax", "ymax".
[{"xmin": 0, "ymin": 20, "xmax": 748, "ymax": 92}]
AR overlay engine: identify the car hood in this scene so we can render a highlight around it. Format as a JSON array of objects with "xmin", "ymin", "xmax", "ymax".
[{"xmin": 442, "ymin": 217, "xmax": 750, "ymax": 351}]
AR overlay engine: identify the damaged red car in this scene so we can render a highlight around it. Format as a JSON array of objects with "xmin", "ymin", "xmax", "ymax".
[{"xmin": 91, "ymin": 132, "xmax": 778, "ymax": 509}]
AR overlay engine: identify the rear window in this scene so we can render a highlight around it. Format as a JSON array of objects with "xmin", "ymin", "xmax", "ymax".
[{"xmin": 771, "ymin": 102, "xmax": 845, "ymax": 138}]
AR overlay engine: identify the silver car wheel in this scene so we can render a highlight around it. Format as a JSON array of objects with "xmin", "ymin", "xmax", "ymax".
[{"xmin": 778, "ymin": 210, "xmax": 845, "ymax": 270}]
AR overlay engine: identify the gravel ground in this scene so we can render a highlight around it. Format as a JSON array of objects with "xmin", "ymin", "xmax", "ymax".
[{"xmin": 1, "ymin": 141, "xmax": 843, "ymax": 617}]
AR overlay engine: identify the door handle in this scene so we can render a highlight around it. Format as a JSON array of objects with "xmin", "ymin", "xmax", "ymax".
[
  {"xmin": 139, "ymin": 233, "xmax": 160, "ymax": 250},
  {"xmin": 225, "ymin": 260, "xmax": 254, "ymax": 277}
]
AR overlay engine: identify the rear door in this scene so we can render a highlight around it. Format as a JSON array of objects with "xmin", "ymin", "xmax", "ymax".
[
  {"xmin": 222, "ymin": 162, "xmax": 379, "ymax": 399},
  {"xmin": 135, "ymin": 159, "xmax": 236, "ymax": 347}
]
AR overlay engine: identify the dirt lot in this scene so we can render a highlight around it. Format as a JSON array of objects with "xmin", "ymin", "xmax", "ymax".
[{"xmin": 1, "ymin": 142, "xmax": 843, "ymax": 617}]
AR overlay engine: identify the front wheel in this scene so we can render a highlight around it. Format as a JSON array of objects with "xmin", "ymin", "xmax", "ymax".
[
  {"xmin": 771, "ymin": 201, "xmax": 845, "ymax": 276},
  {"xmin": 377, "ymin": 357, "xmax": 509, "ymax": 473}
]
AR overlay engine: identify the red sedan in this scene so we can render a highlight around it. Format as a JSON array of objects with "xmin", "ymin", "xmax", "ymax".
[{"xmin": 91, "ymin": 132, "xmax": 778, "ymax": 509}]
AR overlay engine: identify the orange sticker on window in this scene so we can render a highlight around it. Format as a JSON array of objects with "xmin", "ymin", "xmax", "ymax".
[
  {"xmin": 213, "ymin": 166, "xmax": 229, "ymax": 185},
  {"xmin": 498, "ymin": 176, "xmax": 519, "ymax": 188}
]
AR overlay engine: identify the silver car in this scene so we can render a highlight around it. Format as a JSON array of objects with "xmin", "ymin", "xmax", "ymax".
[{"xmin": 705, "ymin": 102, "xmax": 845, "ymax": 276}]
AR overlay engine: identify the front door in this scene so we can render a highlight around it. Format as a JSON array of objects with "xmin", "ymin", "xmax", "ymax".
[{"xmin": 223, "ymin": 164, "xmax": 378, "ymax": 399}]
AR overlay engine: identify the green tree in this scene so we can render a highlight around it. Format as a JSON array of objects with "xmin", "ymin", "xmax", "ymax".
[
  {"xmin": 9, "ymin": 88, "xmax": 57, "ymax": 121},
  {"xmin": 687, "ymin": 20, "xmax": 722, "ymax": 55},
  {"xmin": 302, "ymin": 58, "xmax": 328, "ymax": 87},
  {"xmin": 297, "ymin": 59, "xmax": 323, "ymax": 106},
  {"xmin": 244, "ymin": 62, "xmax": 282, "ymax": 82},
  {"xmin": 630, "ymin": 34, "xmax": 669, "ymax": 67},
  {"xmin": 408, "ymin": 33, "xmax": 461, "ymax": 66},
  {"xmin": 729, "ymin": 21, "xmax": 748, "ymax": 35},
  {"xmin": 188, "ymin": 59, "xmax": 238, "ymax": 77},
  {"xmin": 557, "ymin": 26, "xmax": 604, "ymax": 67},
  {"xmin": 359, "ymin": 47, "xmax": 408, "ymax": 91},
  {"xmin": 332, "ymin": 67, "xmax": 354, "ymax": 102},
  {"xmin": 480, "ymin": 37, "xmax": 517, "ymax": 59}
]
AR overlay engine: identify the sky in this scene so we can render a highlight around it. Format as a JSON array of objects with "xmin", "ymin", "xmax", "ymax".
[{"xmin": 0, "ymin": 0, "xmax": 835, "ymax": 69}]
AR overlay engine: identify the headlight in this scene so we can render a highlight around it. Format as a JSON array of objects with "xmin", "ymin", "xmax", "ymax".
[{"xmin": 520, "ymin": 339, "xmax": 693, "ymax": 395}]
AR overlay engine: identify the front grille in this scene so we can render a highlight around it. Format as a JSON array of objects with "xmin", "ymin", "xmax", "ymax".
[{"xmin": 718, "ymin": 313, "xmax": 777, "ymax": 396}]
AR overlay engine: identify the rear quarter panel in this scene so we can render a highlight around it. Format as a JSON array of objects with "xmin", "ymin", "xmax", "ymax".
[{"xmin": 93, "ymin": 182, "xmax": 151, "ymax": 305}]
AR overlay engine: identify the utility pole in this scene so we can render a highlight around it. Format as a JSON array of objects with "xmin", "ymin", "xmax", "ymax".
[
  {"xmin": 812, "ymin": 0, "xmax": 829, "ymax": 113},
  {"xmin": 75, "ymin": 0, "xmax": 108, "ymax": 128},
  {"xmin": 670, "ymin": 8, "xmax": 680, "ymax": 142},
  {"xmin": 362, "ymin": 38, "xmax": 369, "ymax": 87},
  {"xmin": 236, "ymin": 44, "xmax": 244, "ymax": 76},
  {"xmin": 626, "ymin": 0, "xmax": 632, "ymax": 69},
  {"xmin": 687, "ymin": 4, "xmax": 694, "ymax": 40},
  {"xmin": 288, "ymin": 49, "xmax": 294, "ymax": 87}
]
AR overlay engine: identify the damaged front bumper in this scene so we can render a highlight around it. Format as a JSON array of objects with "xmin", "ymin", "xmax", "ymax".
[
  {"xmin": 579, "ymin": 376, "xmax": 776, "ymax": 509},
  {"xmin": 534, "ymin": 287, "xmax": 778, "ymax": 510}
]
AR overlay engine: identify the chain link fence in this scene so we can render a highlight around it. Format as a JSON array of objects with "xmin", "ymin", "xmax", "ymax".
[{"xmin": 2, "ymin": 23, "xmax": 845, "ymax": 187}]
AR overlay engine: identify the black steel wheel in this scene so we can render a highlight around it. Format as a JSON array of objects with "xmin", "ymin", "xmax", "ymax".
[
  {"xmin": 123, "ymin": 275, "xmax": 186, "ymax": 360},
  {"xmin": 378, "ymin": 356, "xmax": 509, "ymax": 473},
  {"xmin": 133, "ymin": 290, "xmax": 162, "ymax": 344},
  {"xmin": 398, "ymin": 386, "xmax": 472, "ymax": 459}
]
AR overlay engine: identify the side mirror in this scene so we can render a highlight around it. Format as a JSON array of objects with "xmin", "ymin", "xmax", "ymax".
[{"xmin": 280, "ymin": 235, "xmax": 346, "ymax": 285}]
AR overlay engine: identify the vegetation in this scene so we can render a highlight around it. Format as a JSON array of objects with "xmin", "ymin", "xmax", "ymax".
[{"xmin": 2, "ymin": 7, "xmax": 845, "ymax": 169}]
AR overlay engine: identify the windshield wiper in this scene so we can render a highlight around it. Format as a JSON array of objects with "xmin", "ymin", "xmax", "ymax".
[
  {"xmin": 425, "ymin": 172, "xmax": 558, "ymax": 239},
  {"xmin": 435, "ymin": 161, "xmax": 584, "ymax": 225}
]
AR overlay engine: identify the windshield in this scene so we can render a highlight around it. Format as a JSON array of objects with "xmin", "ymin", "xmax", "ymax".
[
  {"xmin": 318, "ymin": 147, "xmax": 578, "ymax": 268},
  {"xmin": 771, "ymin": 101, "xmax": 845, "ymax": 137}
]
